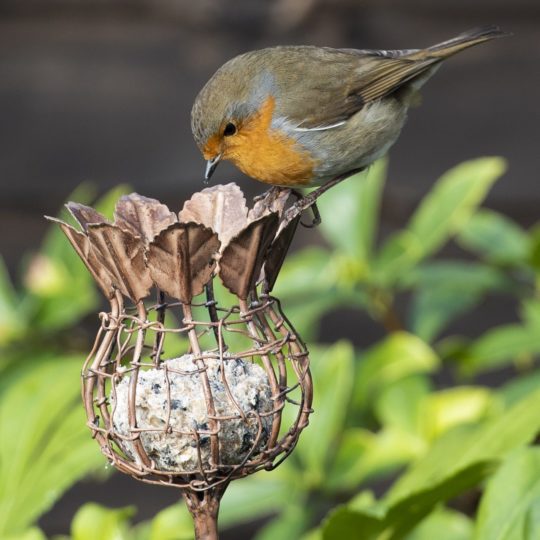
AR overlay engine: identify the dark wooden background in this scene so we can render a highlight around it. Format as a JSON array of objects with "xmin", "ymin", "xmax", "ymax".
[{"xmin": 0, "ymin": 0, "xmax": 538, "ymax": 536}]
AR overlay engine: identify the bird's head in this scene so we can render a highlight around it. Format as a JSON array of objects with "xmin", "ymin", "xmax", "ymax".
[
  {"xmin": 191, "ymin": 51, "xmax": 306, "ymax": 183},
  {"xmin": 191, "ymin": 50, "xmax": 316, "ymax": 187},
  {"xmin": 191, "ymin": 53, "xmax": 281, "ymax": 182}
]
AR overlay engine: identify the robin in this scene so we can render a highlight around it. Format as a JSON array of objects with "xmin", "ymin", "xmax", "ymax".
[{"xmin": 191, "ymin": 25, "xmax": 506, "ymax": 199}]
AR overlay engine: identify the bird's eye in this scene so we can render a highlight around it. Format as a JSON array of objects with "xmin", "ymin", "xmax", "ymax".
[{"xmin": 223, "ymin": 123, "xmax": 237, "ymax": 136}]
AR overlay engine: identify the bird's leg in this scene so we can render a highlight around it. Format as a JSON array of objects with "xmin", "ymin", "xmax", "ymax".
[
  {"xmin": 301, "ymin": 203, "xmax": 321, "ymax": 228},
  {"xmin": 288, "ymin": 189, "xmax": 321, "ymax": 228},
  {"xmin": 284, "ymin": 168, "xmax": 364, "ymax": 225}
]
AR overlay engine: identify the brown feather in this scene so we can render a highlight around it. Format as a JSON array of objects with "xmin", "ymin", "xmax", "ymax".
[{"xmin": 283, "ymin": 25, "xmax": 507, "ymax": 128}]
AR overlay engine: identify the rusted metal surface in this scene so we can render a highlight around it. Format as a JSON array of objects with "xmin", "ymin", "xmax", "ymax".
[
  {"xmin": 147, "ymin": 223, "xmax": 220, "ymax": 303},
  {"xmin": 220, "ymin": 214, "xmax": 280, "ymax": 299}
]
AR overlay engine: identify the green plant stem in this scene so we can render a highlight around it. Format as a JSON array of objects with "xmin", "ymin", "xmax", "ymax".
[
  {"xmin": 380, "ymin": 303, "xmax": 404, "ymax": 333},
  {"xmin": 369, "ymin": 288, "xmax": 404, "ymax": 333}
]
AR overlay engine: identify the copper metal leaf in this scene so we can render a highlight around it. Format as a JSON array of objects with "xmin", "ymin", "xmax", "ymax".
[
  {"xmin": 220, "ymin": 213, "xmax": 280, "ymax": 299},
  {"xmin": 45, "ymin": 216, "xmax": 115, "ymax": 298},
  {"xmin": 179, "ymin": 183, "xmax": 248, "ymax": 249},
  {"xmin": 262, "ymin": 214, "xmax": 301, "ymax": 293},
  {"xmin": 87, "ymin": 224, "xmax": 152, "ymax": 301},
  {"xmin": 147, "ymin": 223, "xmax": 220, "ymax": 303},
  {"xmin": 114, "ymin": 193, "xmax": 177, "ymax": 244},
  {"xmin": 66, "ymin": 202, "xmax": 108, "ymax": 232}
]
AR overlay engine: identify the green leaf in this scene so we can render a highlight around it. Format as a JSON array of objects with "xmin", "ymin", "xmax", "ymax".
[
  {"xmin": 528, "ymin": 223, "xmax": 540, "ymax": 271},
  {"xmin": 323, "ymin": 461, "xmax": 492, "ymax": 540},
  {"xmin": 407, "ymin": 261, "xmax": 509, "ymax": 342},
  {"xmin": 146, "ymin": 503, "xmax": 193, "ymax": 540},
  {"xmin": 0, "ymin": 355, "xmax": 104, "ymax": 536},
  {"xmin": 273, "ymin": 248, "xmax": 341, "ymax": 339},
  {"xmin": 474, "ymin": 447, "xmax": 540, "ymax": 540},
  {"xmin": 374, "ymin": 375, "xmax": 431, "ymax": 434},
  {"xmin": 254, "ymin": 504, "xmax": 311, "ymax": 540},
  {"xmin": 418, "ymin": 386, "xmax": 498, "ymax": 442},
  {"xmin": 301, "ymin": 527, "xmax": 323, "ymax": 540},
  {"xmin": 317, "ymin": 160, "xmax": 386, "ymax": 263},
  {"xmin": 3, "ymin": 528, "xmax": 47, "ymax": 540},
  {"xmin": 497, "ymin": 370, "xmax": 540, "ymax": 407},
  {"xmin": 130, "ymin": 521, "xmax": 152, "ymax": 540},
  {"xmin": 330, "ymin": 381, "xmax": 497, "ymax": 492},
  {"xmin": 374, "ymin": 157, "xmax": 506, "ymax": 284},
  {"xmin": 521, "ymin": 299, "xmax": 540, "ymax": 329},
  {"xmin": 457, "ymin": 209, "xmax": 530, "ymax": 265},
  {"xmin": 295, "ymin": 342, "xmax": 355, "ymax": 485},
  {"xmin": 327, "ymin": 376, "xmax": 433, "ymax": 490},
  {"xmin": 354, "ymin": 332, "xmax": 439, "ymax": 412},
  {"xmin": 322, "ymin": 502, "xmax": 385, "ymax": 539},
  {"xmin": 273, "ymin": 247, "xmax": 333, "ymax": 297},
  {"xmin": 387, "ymin": 387, "xmax": 540, "ymax": 506},
  {"xmin": 406, "ymin": 508, "xmax": 472, "ymax": 540},
  {"xmin": 322, "ymin": 388, "xmax": 540, "ymax": 539},
  {"xmin": 407, "ymin": 157, "xmax": 506, "ymax": 257},
  {"xmin": 0, "ymin": 255, "xmax": 25, "ymax": 346},
  {"xmin": 459, "ymin": 324, "xmax": 540, "ymax": 376},
  {"xmin": 219, "ymin": 473, "xmax": 291, "ymax": 528},
  {"xmin": 384, "ymin": 462, "xmax": 490, "ymax": 538},
  {"xmin": 71, "ymin": 503, "xmax": 135, "ymax": 540},
  {"xmin": 327, "ymin": 426, "xmax": 425, "ymax": 491},
  {"xmin": 274, "ymin": 245, "xmax": 371, "ymax": 339}
]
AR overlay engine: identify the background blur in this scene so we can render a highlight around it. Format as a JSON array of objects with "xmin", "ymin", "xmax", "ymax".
[{"xmin": 0, "ymin": 0, "xmax": 538, "ymax": 537}]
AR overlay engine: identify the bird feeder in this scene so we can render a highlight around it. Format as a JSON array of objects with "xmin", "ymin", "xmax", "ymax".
[{"xmin": 48, "ymin": 184, "xmax": 313, "ymax": 539}]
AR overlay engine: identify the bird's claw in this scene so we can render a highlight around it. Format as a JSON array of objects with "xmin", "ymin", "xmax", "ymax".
[
  {"xmin": 283, "ymin": 196, "xmax": 319, "ymax": 227},
  {"xmin": 253, "ymin": 186, "xmax": 283, "ymax": 204}
]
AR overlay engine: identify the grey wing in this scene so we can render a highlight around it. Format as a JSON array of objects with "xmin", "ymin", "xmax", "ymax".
[
  {"xmin": 276, "ymin": 47, "xmax": 439, "ymax": 130},
  {"xmin": 280, "ymin": 25, "xmax": 505, "ymax": 130}
]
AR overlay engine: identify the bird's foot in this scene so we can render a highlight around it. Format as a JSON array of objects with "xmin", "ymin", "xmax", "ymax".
[
  {"xmin": 251, "ymin": 186, "xmax": 296, "ymax": 222},
  {"xmin": 283, "ymin": 168, "xmax": 365, "ymax": 227},
  {"xmin": 253, "ymin": 186, "xmax": 284, "ymax": 204}
]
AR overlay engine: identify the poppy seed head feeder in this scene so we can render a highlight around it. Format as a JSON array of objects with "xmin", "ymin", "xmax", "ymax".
[{"xmin": 48, "ymin": 184, "xmax": 313, "ymax": 539}]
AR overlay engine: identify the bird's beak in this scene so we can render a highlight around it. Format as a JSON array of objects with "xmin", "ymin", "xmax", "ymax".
[{"xmin": 204, "ymin": 154, "xmax": 222, "ymax": 183}]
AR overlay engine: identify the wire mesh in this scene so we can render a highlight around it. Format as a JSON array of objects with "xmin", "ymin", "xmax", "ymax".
[{"xmin": 82, "ymin": 287, "xmax": 313, "ymax": 491}]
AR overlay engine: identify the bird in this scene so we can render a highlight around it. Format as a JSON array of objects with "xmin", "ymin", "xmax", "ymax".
[{"xmin": 191, "ymin": 26, "xmax": 507, "ymax": 194}]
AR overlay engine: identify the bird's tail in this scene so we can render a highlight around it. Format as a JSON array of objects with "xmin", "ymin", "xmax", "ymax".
[
  {"xmin": 417, "ymin": 25, "xmax": 510, "ymax": 60},
  {"xmin": 357, "ymin": 25, "xmax": 508, "ymax": 105}
]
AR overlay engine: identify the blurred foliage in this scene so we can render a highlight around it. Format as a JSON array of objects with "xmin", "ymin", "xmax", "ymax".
[
  {"xmin": 4, "ymin": 157, "xmax": 540, "ymax": 539},
  {"xmin": 0, "ymin": 185, "xmax": 129, "ymax": 538}
]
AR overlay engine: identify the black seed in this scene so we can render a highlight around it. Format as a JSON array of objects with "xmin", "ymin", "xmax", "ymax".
[
  {"xmin": 199, "ymin": 435, "xmax": 210, "ymax": 446},
  {"xmin": 170, "ymin": 399, "xmax": 182, "ymax": 410},
  {"xmin": 240, "ymin": 432, "xmax": 253, "ymax": 453}
]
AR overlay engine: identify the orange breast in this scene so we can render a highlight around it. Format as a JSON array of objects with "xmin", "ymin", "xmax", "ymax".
[{"xmin": 224, "ymin": 97, "xmax": 317, "ymax": 187}]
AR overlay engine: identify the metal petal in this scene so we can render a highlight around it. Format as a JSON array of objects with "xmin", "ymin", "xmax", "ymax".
[
  {"xmin": 45, "ymin": 216, "xmax": 115, "ymax": 298},
  {"xmin": 147, "ymin": 223, "xmax": 220, "ymax": 303},
  {"xmin": 262, "ymin": 214, "xmax": 301, "ymax": 293},
  {"xmin": 114, "ymin": 193, "xmax": 177, "ymax": 244},
  {"xmin": 219, "ymin": 213, "xmax": 280, "ymax": 300},
  {"xmin": 179, "ymin": 183, "xmax": 248, "ymax": 250},
  {"xmin": 66, "ymin": 202, "xmax": 109, "ymax": 232},
  {"xmin": 88, "ymin": 223, "xmax": 152, "ymax": 301}
]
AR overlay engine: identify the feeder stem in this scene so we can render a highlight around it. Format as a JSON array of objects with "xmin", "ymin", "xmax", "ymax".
[{"xmin": 183, "ymin": 485, "xmax": 227, "ymax": 540}]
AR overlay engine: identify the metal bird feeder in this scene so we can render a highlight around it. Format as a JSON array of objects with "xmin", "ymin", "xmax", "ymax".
[{"xmin": 48, "ymin": 183, "xmax": 313, "ymax": 539}]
